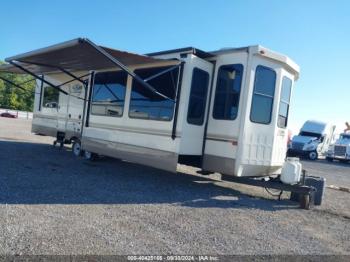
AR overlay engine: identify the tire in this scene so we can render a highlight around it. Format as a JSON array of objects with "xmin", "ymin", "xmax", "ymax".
[
  {"xmin": 84, "ymin": 150, "xmax": 97, "ymax": 161},
  {"xmin": 300, "ymin": 194, "xmax": 310, "ymax": 210},
  {"xmin": 72, "ymin": 140, "xmax": 82, "ymax": 157},
  {"xmin": 326, "ymin": 157, "xmax": 334, "ymax": 162},
  {"xmin": 308, "ymin": 151, "xmax": 318, "ymax": 160}
]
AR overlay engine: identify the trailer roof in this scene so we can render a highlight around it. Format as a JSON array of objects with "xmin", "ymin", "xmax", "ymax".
[
  {"xmin": 0, "ymin": 38, "xmax": 176, "ymax": 74},
  {"xmin": 147, "ymin": 47, "xmax": 214, "ymax": 59}
]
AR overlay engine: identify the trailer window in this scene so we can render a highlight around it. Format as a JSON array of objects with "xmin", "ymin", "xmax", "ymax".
[
  {"xmin": 213, "ymin": 64, "xmax": 243, "ymax": 120},
  {"xmin": 278, "ymin": 77, "xmax": 292, "ymax": 128},
  {"xmin": 250, "ymin": 66, "xmax": 276, "ymax": 124},
  {"xmin": 129, "ymin": 66, "xmax": 179, "ymax": 121},
  {"xmin": 91, "ymin": 71, "xmax": 127, "ymax": 117},
  {"xmin": 187, "ymin": 68, "xmax": 210, "ymax": 125},
  {"xmin": 42, "ymin": 86, "xmax": 59, "ymax": 108}
]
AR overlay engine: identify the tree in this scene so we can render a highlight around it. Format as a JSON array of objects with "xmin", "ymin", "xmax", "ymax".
[{"xmin": 0, "ymin": 61, "xmax": 35, "ymax": 111}]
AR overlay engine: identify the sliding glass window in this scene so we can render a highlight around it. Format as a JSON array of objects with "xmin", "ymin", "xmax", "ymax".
[
  {"xmin": 250, "ymin": 66, "xmax": 276, "ymax": 124},
  {"xmin": 91, "ymin": 71, "xmax": 128, "ymax": 117},
  {"xmin": 278, "ymin": 76, "xmax": 292, "ymax": 128},
  {"xmin": 129, "ymin": 66, "xmax": 179, "ymax": 121},
  {"xmin": 213, "ymin": 64, "xmax": 243, "ymax": 120},
  {"xmin": 187, "ymin": 68, "xmax": 210, "ymax": 125}
]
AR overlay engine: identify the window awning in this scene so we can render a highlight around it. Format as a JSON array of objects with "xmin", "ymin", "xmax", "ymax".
[{"xmin": 0, "ymin": 38, "xmax": 177, "ymax": 74}]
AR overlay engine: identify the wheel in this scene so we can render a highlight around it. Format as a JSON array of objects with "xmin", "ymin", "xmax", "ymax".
[
  {"xmin": 308, "ymin": 151, "xmax": 318, "ymax": 160},
  {"xmin": 300, "ymin": 194, "xmax": 310, "ymax": 210},
  {"xmin": 84, "ymin": 150, "xmax": 97, "ymax": 161},
  {"xmin": 326, "ymin": 157, "xmax": 334, "ymax": 162},
  {"xmin": 72, "ymin": 140, "xmax": 82, "ymax": 157},
  {"xmin": 53, "ymin": 141, "xmax": 57, "ymax": 147}
]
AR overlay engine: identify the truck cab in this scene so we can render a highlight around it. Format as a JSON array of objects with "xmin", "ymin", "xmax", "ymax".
[
  {"xmin": 326, "ymin": 132, "xmax": 350, "ymax": 162},
  {"xmin": 288, "ymin": 120, "xmax": 336, "ymax": 160}
]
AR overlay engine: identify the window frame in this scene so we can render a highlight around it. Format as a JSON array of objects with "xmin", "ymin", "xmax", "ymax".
[
  {"xmin": 187, "ymin": 67, "xmax": 210, "ymax": 126},
  {"xmin": 212, "ymin": 63, "xmax": 244, "ymax": 121},
  {"xmin": 90, "ymin": 70, "xmax": 128, "ymax": 118},
  {"xmin": 42, "ymin": 85, "xmax": 60, "ymax": 109},
  {"xmin": 128, "ymin": 66, "xmax": 179, "ymax": 122},
  {"xmin": 277, "ymin": 76, "xmax": 293, "ymax": 128},
  {"xmin": 250, "ymin": 65, "xmax": 277, "ymax": 125}
]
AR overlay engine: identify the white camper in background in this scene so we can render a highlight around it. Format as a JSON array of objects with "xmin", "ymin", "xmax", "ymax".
[
  {"xmin": 288, "ymin": 120, "xmax": 336, "ymax": 160},
  {"xmin": 0, "ymin": 39, "xmax": 300, "ymax": 178}
]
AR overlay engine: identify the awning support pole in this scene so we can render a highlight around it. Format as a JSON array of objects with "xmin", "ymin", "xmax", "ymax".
[
  {"xmin": 171, "ymin": 62, "xmax": 185, "ymax": 140},
  {"xmin": 144, "ymin": 64, "xmax": 181, "ymax": 83},
  {"xmin": 9, "ymin": 61, "xmax": 68, "ymax": 95},
  {"xmin": 19, "ymin": 60, "xmax": 87, "ymax": 86},
  {"xmin": 56, "ymin": 72, "xmax": 91, "ymax": 88},
  {"xmin": 0, "ymin": 76, "xmax": 28, "ymax": 92},
  {"xmin": 17, "ymin": 78, "xmax": 36, "ymax": 85},
  {"xmin": 82, "ymin": 38, "xmax": 176, "ymax": 102}
]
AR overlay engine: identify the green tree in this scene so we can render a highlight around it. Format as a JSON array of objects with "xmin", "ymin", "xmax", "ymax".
[{"xmin": 0, "ymin": 61, "xmax": 35, "ymax": 111}]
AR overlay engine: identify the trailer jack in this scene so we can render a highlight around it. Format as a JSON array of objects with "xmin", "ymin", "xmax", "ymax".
[{"xmin": 220, "ymin": 170, "xmax": 321, "ymax": 210}]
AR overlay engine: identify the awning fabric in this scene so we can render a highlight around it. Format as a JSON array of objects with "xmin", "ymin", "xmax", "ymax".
[{"xmin": 0, "ymin": 38, "xmax": 176, "ymax": 74}]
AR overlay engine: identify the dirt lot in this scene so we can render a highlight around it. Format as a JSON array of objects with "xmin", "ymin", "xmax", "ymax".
[{"xmin": 0, "ymin": 118, "xmax": 349, "ymax": 255}]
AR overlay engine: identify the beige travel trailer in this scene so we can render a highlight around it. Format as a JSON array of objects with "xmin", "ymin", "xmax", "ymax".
[
  {"xmin": 83, "ymin": 46, "xmax": 300, "ymax": 178},
  {"xmin": 0, "ymin": 38, "xmax": 300, "ymax": 178},
  {"xmin": 2, "ymin": 38, "xmax": 329, "ymax": 209}
]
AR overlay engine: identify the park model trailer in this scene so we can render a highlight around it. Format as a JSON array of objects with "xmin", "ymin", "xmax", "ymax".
[
  {"xmin": 1, "ymin": 38, "xmax": 327, "ymax": 208},
  {"xmin": 0, "ymin": 38, "xmax": 324, "ymax": 208},
  {"xmin": 0, "ymin": 38, "xmax": 300, "ymax": 178}
]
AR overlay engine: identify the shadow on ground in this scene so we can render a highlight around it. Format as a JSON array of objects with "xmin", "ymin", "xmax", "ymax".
[{"xmin": 0, "ymin": 139, "xmax": 298, "ymax": 211}]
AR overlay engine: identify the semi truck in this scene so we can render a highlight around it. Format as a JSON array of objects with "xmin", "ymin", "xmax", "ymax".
[
  {"xmin": 288, "ymin": 120, "xmax": 336, "ymax": 160},
  {"xmin": 326, "ymin": 132, "xmax": 350, "ymax": 162}
]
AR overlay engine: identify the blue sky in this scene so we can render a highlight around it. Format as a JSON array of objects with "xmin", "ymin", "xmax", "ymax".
[{"xmin": 1, "ymin": 0, "xmax": 349, "ymax": 134}]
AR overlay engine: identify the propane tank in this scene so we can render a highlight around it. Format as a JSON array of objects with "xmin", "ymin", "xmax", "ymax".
[{"xmin": 281, "ymin": 157, "xmax": 302, "ymax": 185}]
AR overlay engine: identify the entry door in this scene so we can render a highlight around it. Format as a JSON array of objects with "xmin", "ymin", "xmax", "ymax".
[
  {"xmin": 202, "ymin": 52, "xmax": 248, "ymax": 174},
  {"xmin": 65, "ymin": 83, "xmax": 85, "ymax": 138},
  {"xmin": 57, "ymin": 88, "xmax": 69, "ymax": 133}
]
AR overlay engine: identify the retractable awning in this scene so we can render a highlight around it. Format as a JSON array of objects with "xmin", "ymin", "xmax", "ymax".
[
  {"xmin": 0, "ymin": 38, "xmax": 176, "ymax": 74},
  {"xmin": 0, "ymin": 38, "xmax": 182, "ymax": 101}
]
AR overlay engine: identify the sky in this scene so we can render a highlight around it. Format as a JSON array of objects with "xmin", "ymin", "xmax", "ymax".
[{"xmin": 1, "ymin": 0, "xmax": 349, "ymax": 134}]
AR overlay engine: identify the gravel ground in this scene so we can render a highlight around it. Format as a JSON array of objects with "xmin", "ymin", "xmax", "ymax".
[{"xmin": 0, "ymin": 118, "xmax": 349, "ymax": 255}]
